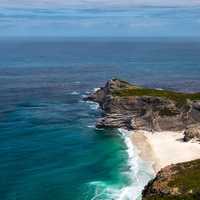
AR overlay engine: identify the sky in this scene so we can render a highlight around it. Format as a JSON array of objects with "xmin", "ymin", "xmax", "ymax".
[
  {"xmin": 0, "ymin": 0, "xmax": 200, "ymax": 37},
  {"xmin": 1, "ymin": 0, "xmax": 200, "ymax": 8}
]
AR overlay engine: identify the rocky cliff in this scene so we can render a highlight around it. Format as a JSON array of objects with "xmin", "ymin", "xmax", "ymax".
[
  {"xmin": 142, "ymin": 159, "xmax": 200, "ymax": 200},
  {"xmin": 85, "ymin": 78, "xmax": 200, "ymax": 132}
]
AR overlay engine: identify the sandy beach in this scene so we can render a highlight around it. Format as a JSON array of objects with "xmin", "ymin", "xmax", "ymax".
[{"xmin": 131, "ymin": 130, "xmax": 200, "ymax": 172}]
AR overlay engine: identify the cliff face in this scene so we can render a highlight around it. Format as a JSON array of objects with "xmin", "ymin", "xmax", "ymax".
[
  {"xmin": 86, "ymin": 79, "xmax": 200, "ymax": 132},
  {"xmin": 142, "ymin": 159, "xmax": 200, "ymax": 200}
]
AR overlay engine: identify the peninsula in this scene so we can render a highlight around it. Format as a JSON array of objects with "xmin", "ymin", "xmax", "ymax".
[{"xmin": 85, "ymin": 79, "xmax": 200, "ymax": 200}]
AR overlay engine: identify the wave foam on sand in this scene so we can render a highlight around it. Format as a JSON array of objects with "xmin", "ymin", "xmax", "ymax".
[
  {"xmin": 117, "ymin": 129, "xmax": 154, "ymax": 200},
  {"xmin": 87, "ymin": 129, "xmax": 154, "ymax": 200}
]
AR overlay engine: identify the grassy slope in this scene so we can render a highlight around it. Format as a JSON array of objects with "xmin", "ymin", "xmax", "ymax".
[
  {"xmin": 112, "ymin": 86, "xmax": 200, "ymax": 106},
  {"xmin": 143, "ymin": 159, "xmax": 200, "ymax": 200}
]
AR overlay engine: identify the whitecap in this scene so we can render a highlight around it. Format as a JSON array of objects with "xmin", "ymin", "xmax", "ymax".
[
  {"xmin": 87, "ymin": 124, "xmax": 95, "ymax": 128},
  {"xmin": 93, "ymin": 88, "xmax": 100, "ymax": 92},
  {"xmin": 79, "ymin": 100, "xmax": 84, "ymax": 103},
  {"xmin": 71, "ymin": 91, "xmax": 80, "ymax": 95},
  {"xmin": 79, "ymin": 95, "xmax": 99, "ymax": 110},
  {"xmin": 74, "ymin": 81, "xmax": 81, "ymax": 84},
  {"xmin": 81, "ymin": 94, "xmax": 87, "ymax": 98},
  {"xmin": 89, "ymin": 103, "xmax": 99, "ymax": 110},
  {"xmin": 86, "ymin": 101, "xmax": 99, "ymax": 110}
]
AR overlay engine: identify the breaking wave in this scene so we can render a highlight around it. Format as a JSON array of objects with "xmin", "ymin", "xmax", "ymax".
[{"xmin": 87, "ymin": 129, "xmax": 154, "ymax": 200}]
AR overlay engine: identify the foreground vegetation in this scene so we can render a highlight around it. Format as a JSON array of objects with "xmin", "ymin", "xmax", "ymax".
[{"xmin": 143, "ymin": 159, "xmax": 200, "ymax": 200}]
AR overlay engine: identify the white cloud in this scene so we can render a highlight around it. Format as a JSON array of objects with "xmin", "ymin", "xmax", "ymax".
[{"xmin": 1, "ymin": 0, "xmax": 200, "ymax": 8}]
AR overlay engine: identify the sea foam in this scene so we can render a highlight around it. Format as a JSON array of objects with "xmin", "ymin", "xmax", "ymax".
[
  {"xmin": 93, "ymin": 88, "xmax": 100, "ymax": 92},
  {"xmin": 70, "ymin": 91, "xmax": 80, "ymax": 95},
  {"xmin": 86, "ymin": 101, "xmax": 99, "ymax": 110},
  {"xmin": 117, "ymin": 129, "xmax": 154, "ymax": 200},
  {"xmin": 87, "ymin": 129, "xmax": 154, "ymax": 200}
]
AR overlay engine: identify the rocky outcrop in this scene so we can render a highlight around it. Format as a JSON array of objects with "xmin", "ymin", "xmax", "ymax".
[
  {"xmin": 183, "ymin": 124, "xmax": 200, "ymax": 142},
  {"xmin": 142, "ymin": 159, "xmax": 200, "ymax": 200},
  {"xmin": 85, "ymin": 79, "xmax": 200, "ymax": 131}
]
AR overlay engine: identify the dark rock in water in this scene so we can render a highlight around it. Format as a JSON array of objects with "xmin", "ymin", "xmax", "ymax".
[
  {"xmin": 183, "ymin": 124, "xmax": 200, "ymax": 142},
  {"xmin": 142, "ymin": 159, "xmax": 200, "ymax": 200},
  {"xmin": 85, "ymin": 78, "xmax": 200, "ymax": 131}
]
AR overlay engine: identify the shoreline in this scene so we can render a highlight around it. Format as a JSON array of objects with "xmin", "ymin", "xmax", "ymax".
[
  {"xmin": 118, "ymin": 129, "xmax": 155, "ymax": 200},
  {"xmin": 130, "ymin": 130, "xmax": 200, "ymax": 173},
  {"xmin": 130, "ymin": 131, "xmax": 160, "ymax": 173}
]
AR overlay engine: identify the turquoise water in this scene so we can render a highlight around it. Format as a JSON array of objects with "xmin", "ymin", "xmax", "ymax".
[{"xmin": 0, "ymin": 38, "xmax": 200, "ymax": 200}]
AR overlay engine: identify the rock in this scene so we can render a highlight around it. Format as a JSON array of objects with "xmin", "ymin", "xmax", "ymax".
[
  {"xmin": 142, "ymin": 159, "xmax": 200, "ymax": 200},
  {"xmin": 84, "ymin": 79, "xmax": 131, "ymax": 105},
  {"xmin": 193, "ymin": 101, "xmax": 200, "ymax": 111},
  {"xmin": 85, "ymin": 79, "xmax": 200, "ymax": 131},
  {"xmin": 183, "ymin": 125, "xmax": 200, "ymax": 142},
  {"xmin": 96, "ymin": 114, "xmax": 133, "ymax": 129}
]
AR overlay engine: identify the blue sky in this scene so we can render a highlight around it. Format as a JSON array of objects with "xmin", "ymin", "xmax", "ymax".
[{"xmin": 0, "ymin": 1, "xmax": 200, "ymax": 37}]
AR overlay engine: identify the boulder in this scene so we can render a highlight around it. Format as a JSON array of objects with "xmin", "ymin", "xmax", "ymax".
[{"xmin": 183, "ymin": 125, "xmax": 200, "ymax": 142}]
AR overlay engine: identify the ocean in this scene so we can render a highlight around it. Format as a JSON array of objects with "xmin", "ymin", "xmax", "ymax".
[{"xmin": 0, "ymin": 37, "xmax": 200, "ymax": 200}]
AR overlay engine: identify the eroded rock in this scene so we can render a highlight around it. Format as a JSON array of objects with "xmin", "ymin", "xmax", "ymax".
[
  {"xmin": 142, "ymin": 159, "xmax": 200, "ymax": 200},
  {"xmin": 183, "ymin": 125, "xmax": 200, "ymax": 142},
  {"xmin": 85, "ymin": 79, "xmax": 200, "ymax": 131}
]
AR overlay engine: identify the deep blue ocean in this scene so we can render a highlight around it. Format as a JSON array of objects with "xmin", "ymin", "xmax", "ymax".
[{"xmin": 0, "ymin": 37, "xmax": 200, "ymax": 200}]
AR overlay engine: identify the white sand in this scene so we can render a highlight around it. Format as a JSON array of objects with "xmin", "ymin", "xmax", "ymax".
[{"xmin": 131, "ymin": 130, "xmax": 200, "ymax": 172}]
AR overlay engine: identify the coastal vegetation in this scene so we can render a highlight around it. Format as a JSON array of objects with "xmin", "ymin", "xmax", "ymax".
[
  {"xmin": 112, "ymin": 86, "xmax": 200, "ymax": 107},
  {"xmin": 86, "ymin": 78, "xmax": 200, "ymax": 130},
  {"xmin": 142, "ymin": 159, "xmax": 200, "ymax": 200}
]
